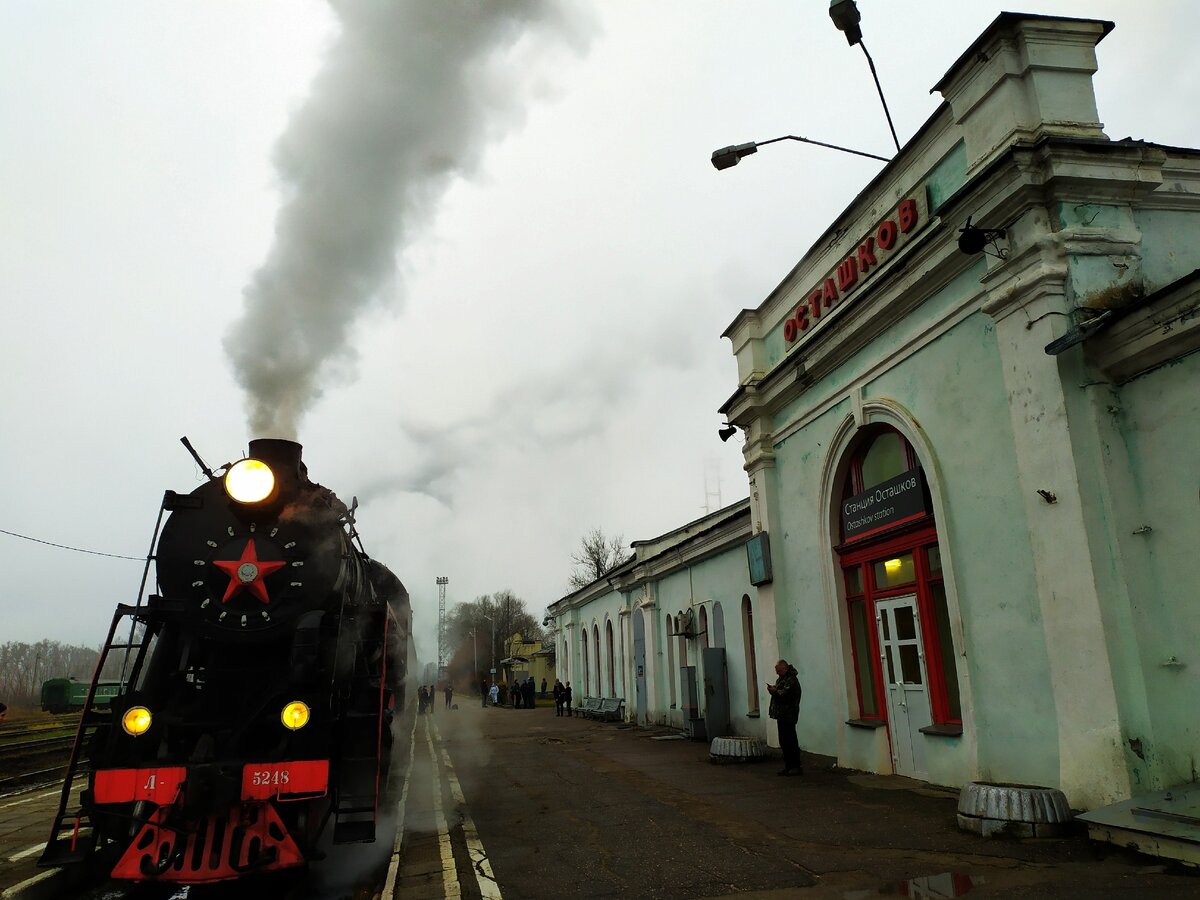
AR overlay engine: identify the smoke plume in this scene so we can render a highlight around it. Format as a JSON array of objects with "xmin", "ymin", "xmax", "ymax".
[{"xmin": 225, "ymin": 1, "xmax": 594, "ymax": 438}]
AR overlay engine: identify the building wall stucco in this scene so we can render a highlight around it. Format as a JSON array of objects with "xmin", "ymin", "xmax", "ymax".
[{"xmin": 1108, "ymin": 350, "xmax": 1200, "ymax": 789}]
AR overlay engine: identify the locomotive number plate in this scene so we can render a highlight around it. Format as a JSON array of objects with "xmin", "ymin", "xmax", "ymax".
[
  {"xmin": 250, "ymin": 767, "xmax": 291, "ymax": 787},
  {"xmin": 241, "ymin": 759, "xmax": 329, "ymax": 801}
]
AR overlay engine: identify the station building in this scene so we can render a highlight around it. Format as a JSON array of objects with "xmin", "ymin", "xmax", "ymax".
[{"xmin": 549, "ymin": 12, "xmax": 1200, "ymax": 813}]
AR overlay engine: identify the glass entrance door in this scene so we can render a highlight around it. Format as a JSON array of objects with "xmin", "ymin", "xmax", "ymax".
[{"xmin": 875, "ymin": 594, "xmax": 931, "ymax": 777}]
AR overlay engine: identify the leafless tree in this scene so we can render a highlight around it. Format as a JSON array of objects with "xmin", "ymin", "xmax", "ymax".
[
  {"xmin": 0, "ymin": 640, "xmax": 101, "ymax": 708},
  {"xmin": 567, "ymin": 527, "xmax": 631, "ymax": 590},
  {"xmin": 0, "ymin": 635, "xmax": 143, "ymax": 709},
  {"xmin": 445, "ymin": 591, "xmax": 541, "ymax": 683}
]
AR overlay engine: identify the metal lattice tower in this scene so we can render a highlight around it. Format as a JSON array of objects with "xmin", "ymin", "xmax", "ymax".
[
  {"xmin": 436, "ymin": 576, "xmax": 449, "ymax": 678},
  {"xmin": 703, "ymin": 458, "xmax": 723, "ymax": 515}
]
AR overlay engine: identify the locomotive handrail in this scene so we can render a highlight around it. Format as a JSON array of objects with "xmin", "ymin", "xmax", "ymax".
[{"xmin": 120, "ymin": 497, "xmax": 168, "ymax": 690}]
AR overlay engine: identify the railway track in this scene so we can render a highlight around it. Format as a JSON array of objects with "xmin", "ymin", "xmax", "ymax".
[{"xmin": 0, "ymin": 719, "xmax": 92, "ymax": 793}]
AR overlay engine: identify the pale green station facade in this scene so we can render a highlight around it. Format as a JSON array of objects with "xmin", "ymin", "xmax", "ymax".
[{"xmin": 548, "ymin": 12, "xmax": 1200, "ymax": 821}]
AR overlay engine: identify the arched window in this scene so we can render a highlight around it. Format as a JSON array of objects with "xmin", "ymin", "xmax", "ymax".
[
  {"xmin": 699, "ymin": 606, "xmax": 710, "ymax": 649},
  {"xmin": 712, "ymin": 602, "xmax": 726, "ymax": 647},
  {"xmin": 837, "ymin": 427, "xmax": 961, "ymax": 727},
  {"xmin": 581, "ymin": 633, "xmax": 589, "ymax": 698},
  {"xmin": 666, "ymin": 612, "xmax": 676, "ymax": 706},
  {"xmin": 742, "ymin": 595, "xmax": 759, "ymax": 713},
  {"xmin": 618, "ymin": 618, "xmax": 627, "ymax": 698},
  {"xmin": 593, "ymin": 625, "xmax": 602, "ymax": 697},
  {"xmin": 605, "ymin": 620, "xmax": 616, "ymax": 696}
]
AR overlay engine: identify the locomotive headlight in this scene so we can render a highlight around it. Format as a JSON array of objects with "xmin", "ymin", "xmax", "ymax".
[
  {"xmin": 281, "ymin": 700, "xmax": 310, "ymax": 731},
  {"xmin": 225, "ymin": 458, "xmax": 275, "ymax": 504},
  {"xmin": 121, "ymin": 706, "xmax": 152, "ymax": 737}
]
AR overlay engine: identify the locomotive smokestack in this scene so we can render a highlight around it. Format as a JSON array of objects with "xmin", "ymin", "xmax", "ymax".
[{"xmin": 248, "ymin": 438, "xmax": 305, "ymax": 492}]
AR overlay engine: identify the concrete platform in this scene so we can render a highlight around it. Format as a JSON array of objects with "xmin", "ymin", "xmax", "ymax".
[{"xmin": 1079, "ymin": 781, "xmax": 1200, "ymax": 869}]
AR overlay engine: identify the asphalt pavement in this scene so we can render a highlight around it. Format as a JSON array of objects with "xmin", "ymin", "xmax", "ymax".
[{"xmin": 433, "ymin": 696, "xmax": 1200, "ymax": 899}]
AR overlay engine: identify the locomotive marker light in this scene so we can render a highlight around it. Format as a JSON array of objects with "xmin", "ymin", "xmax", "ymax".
[
  {"xmin": 225, "ymin": 458, "xmax": 275, "ymax": 504},
  {"xmin": 281, "ymin": 700, "xmax": 310, "ymax": 730},
  {"xmin": 121, "ymin": 706, "xmax": 153, "ymax": 737}
]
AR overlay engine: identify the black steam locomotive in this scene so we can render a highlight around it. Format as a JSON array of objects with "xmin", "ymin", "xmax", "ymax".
[{"xmin": 41, "ymin": 439, "xmax": 410, "ymax": 884}]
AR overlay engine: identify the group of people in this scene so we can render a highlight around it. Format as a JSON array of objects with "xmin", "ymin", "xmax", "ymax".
[
  {"xmin": 390, "ymin": 661, "xmax": 804, "ymax": 773},
  {"xmin": 416, "ymin": 684, "xmax": 453, "ymax": 714},
  {"xmin": 479, "ymin": 676, "xmax": 541, "ymax": 708},
  {"xmin": 551, "ymin": 679, "xmax": 573, "ymax": 716},
  {"xmin": 416, "ymin": 661, "xmax": 801, "ymax": 774}
]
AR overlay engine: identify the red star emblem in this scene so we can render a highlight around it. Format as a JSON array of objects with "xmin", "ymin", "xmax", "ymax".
[{"xmin": 212, "ymin": 538, "xmax": 287, "ymax": 604}]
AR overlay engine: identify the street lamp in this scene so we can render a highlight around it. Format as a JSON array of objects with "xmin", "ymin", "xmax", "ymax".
[
  {"xmin": 711, "ymin": 135, "xmax": 889, "ymax": 171},
  {"xmin": 467, "ymin": 628, "xmax": 478, "ymax": 681}
]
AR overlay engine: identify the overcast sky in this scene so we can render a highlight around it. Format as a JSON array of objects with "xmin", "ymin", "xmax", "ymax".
[{"xmin": 2, "ymin": 1, "xmax": 1196, "ymax": 668}]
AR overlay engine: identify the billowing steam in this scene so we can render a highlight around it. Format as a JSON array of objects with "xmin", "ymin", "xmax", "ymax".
[{"xmin": 226, "ymin": 1, "xmax": 594, "ymax": 438}]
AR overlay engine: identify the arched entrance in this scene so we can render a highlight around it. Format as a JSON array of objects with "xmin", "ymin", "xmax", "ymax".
[{"xmin": 833, "ymin": 423, "xmax": 962, "ymax": 778}]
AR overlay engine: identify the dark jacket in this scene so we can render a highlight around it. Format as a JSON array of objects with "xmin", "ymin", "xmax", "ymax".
[{"xmin": 769, "ymin": 665, "xmax": 801, "ymax": 722}]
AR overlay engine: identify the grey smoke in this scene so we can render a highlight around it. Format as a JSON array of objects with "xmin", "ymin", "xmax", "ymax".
[{"xmin": 225, "ymin": 0, "xmax": 595, "ymax": 438}]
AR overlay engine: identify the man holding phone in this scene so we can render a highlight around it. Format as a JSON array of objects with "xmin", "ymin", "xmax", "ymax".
[{"xmin": 767, "ymin": 659, "xmax": 802, "ymax": 776}]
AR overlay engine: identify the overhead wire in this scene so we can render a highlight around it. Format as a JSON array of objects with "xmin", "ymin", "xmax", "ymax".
[{"xmin": 0, "ymin": 527, "xmax": 143, "ymax": 561}]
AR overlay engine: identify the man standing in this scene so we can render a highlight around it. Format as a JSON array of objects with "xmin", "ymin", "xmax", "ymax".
[
  {"xmin": 480, "ymin": 677, "xmax": 488, "ymax": 708},
  {"xmin": 564, "ymin": 681, "xmax": 573, "ymax": 717},
  {"xmin": 553, "ymin": 679, "xmax": 563, "ymax": 716},
  {"xmin": 766, "ymin": 659, "xmax": 803, "ymax": 776},
  {"xmin": 444, "ymin": 683, "xmax": 453, "ymax": 710},
  {"xmin": 489, "ymin": 682, "xmax": 500, "ymax": 707}
]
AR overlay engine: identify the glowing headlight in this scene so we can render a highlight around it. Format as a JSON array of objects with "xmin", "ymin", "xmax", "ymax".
[
  {"xmin": 225, "ymin": 459, "xmax": 275, "ymax": 503},
  {"xmin": 281, "ymin": 701, "xmax": 310, "ymax": 731},
  {"xmin": 121, "ymin": 706, "xmax": 152, "ymax": 737}
]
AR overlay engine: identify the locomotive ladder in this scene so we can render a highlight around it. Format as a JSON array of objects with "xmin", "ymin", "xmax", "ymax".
[
  {"xmin": 331, "ymin": 610, "xmax": 390, "ymax": 844},
  {"xmin": 40, "ymin": 602, "xmax": 166, "ymax": 867}
]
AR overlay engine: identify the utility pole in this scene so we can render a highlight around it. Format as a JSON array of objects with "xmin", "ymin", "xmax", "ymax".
[
  {"xmin": 483, "ymin": 613, "xmax": 495, "ymax": 678},
  {"xmin": 436, "ymin": 576, "xmax": 448, "ymax": 682}
]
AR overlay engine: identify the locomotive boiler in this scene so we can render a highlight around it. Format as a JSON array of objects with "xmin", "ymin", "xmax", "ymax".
[{"xmin": 41, "ymin": 438, "xmax": 410, "ymax": 884}]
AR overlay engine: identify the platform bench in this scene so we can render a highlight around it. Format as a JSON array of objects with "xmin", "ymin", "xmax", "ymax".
[
  {"xmin": 596, "ymin": 697, "xmax": 625, "ymax": 722},
  {"xmin": 577, "ymin": 697, "xmax": 602, "ymax": 718}
]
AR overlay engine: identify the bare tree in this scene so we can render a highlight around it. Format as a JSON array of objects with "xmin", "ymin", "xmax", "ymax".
[
  {"xmin": 0, "ymin": 640, "xmax": 103, "ymax": 708},
  {"xmin": 446, "ymin": 591, "xmax": 541, "ymax": 681},
  {"xmin": 567, "ymin": 527, "xmax": 631, "ymax": 590}
]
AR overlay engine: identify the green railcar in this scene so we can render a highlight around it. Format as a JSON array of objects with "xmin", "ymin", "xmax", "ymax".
[{"xmin": 39, "ymin": 678, "xmax": 122, "ymax": 714}]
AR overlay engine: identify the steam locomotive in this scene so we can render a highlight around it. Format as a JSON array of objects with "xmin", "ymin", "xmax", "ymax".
[{"xmin": 41, "ymin": 439, "xmax": 410, "ymax": 884}]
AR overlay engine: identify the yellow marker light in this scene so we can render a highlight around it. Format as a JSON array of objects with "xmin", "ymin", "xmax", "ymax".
[
  {"xmin": 281, "ymin": 701, "xmax": 310, "ymax": 731},
  {"xmin": 225, "ymin": 459, "xmax": 275, "ymax": 503},
  {"xmin": 883, "ymin": 558, "xmax": 902, "ymax": 572},
  {"xmin": 121, "ymin": 706, "xmax": 152, "ymax": 737}
]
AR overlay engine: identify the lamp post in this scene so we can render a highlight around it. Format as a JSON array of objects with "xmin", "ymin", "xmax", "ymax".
[
  {"xmin": 829, "ymin": 0, "xmax": 901, "ymax": 153},
  {"xmin": 467, "ymin": 628, "xmax": 478, "ymax": 682}
]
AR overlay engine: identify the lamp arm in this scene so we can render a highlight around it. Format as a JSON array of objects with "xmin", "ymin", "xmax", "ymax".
[{"xmin": 757, "ymin": 134, "xmax": 889, "ymax": 162}]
